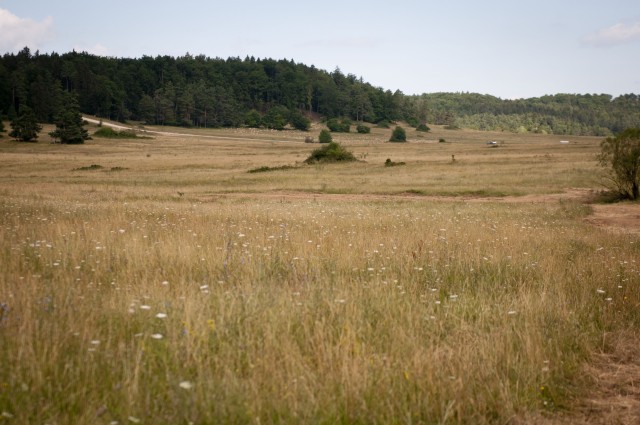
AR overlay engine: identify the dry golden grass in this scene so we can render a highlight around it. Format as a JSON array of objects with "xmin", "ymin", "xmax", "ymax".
[{"xmin": 0, "ymin": 123, "xmax": 638, "ymax": 424}]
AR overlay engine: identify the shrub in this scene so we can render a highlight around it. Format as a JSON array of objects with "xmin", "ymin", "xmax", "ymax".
[
  {"xmin": 263, "ymin": 106, "xmax": 289, "ymax": 130},
  {"xmin": 318, "ymin": 129, "xmax": 333, "ymax": 143},
  {"xmin": 289, "ymin": 110, "xmax": 311, "ymax": 131},
  {"xmin": 326, "ymin": 118, "xmax": 351, "ymax": 133},
  {"xmin": 384, "ymin": 158, "xmax": 405, "ymax": 167},
  {"xmin": 244, "ymin": 109, "xmax": 262, "ymax": 128},
  {"xmin": 376, "ymin": 120, "xmax": 391, "ymax": 129},
  {"xmin": 304, "ymin": 142, "xmax": 356, "ymax": 164},
  {"xmin": 416, "ymin": 124, "xmax": 430, "ymax": 132},
  {"xmin": 389, "ymin": 126, "xmax": 407, "ymax": 142},
  {"xmin": 356, "ymin": 125, "xmax": 371, "ymax": 134},
  {"xmin": 406, "ymin": 117, "xmax": 420, "ymax": 127},
  {"xmin": 439, "ymin": 138, "xmax": 446, "ymax": 143},
  {"xmin": 93, "ymin": 127, "xmax": 140, "ymax": 139}
]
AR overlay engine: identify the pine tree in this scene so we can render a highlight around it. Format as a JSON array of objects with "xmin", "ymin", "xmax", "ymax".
[
  {"xmin": 49, "ymin": 96, "xmax": 90, "ymax": 144},
  {"xmin": 9, "ymin": 106, "xmax": 42, "ymax": 141}
]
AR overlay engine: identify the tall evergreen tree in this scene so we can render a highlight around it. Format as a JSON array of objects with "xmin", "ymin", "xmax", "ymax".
[
  {"xmin": 49, "ymin": 95, "xmax": 90, "ymax": 144},
  {"xmin": 9, "ymin": 106, "xmax": 41, "ymax": 141}
]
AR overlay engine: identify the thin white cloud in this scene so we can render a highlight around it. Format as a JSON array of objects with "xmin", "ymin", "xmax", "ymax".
[
  {"xmin": 583, "ymin": 20, "xmax": 640, "ymax": 47},
  {"xmin": 297, "ymin": 37, "xmax": 383, "ymax": 49},
  {"xmin": 0, "ymin": 8, "xmax": 54, "ymax": 52}
]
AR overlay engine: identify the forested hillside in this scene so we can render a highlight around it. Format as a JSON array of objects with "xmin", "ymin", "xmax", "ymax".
[{"xmin": 1, "ymin": 47, "xmax": 639, "ymax": 136}]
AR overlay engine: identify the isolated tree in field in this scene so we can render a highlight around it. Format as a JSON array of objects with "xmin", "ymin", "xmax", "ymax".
[
  {"xmin": 598, "ymin": 128, "xmax": 640, "ymax": 200},
  {"xmin": 9, "ymin": 106, "xmax": 41, "ymax": 142},
  {"xmin": 389, "ymin": 126, "xmax": 407, "ymax": 142},
  {"xmin": 49, "ymin": 96, "xmax": 90, "ymax": 144}
]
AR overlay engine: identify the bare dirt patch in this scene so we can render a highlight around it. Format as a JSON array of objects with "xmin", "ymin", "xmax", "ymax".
[{"xmin": 586, "ymin": 203, "xmax": 640, "ymax": 235}]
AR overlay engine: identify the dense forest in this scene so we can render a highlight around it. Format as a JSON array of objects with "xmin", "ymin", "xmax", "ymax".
[{"xmin": 1, "ymin": 47, "xmax": 639, "ymax": 136}]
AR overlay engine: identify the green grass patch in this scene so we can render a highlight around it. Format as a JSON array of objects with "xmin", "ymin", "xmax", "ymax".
[{"xmin": 93, "ymin": 127, "xmax": 149, "ymax": 139}]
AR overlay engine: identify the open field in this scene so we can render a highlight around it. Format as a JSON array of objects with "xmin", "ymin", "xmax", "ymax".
[{"xmin": 1, "ymin": 122, "xmax": 639, "ymax": 424}]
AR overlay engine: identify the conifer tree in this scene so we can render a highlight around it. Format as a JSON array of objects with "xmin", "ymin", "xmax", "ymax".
[
  {"xmin": 9, "ymin": 106, "xmax": 41, "ymax": 141},
  {"xmin": 49, "ymin": 95, "xmax": 90, "ymax": 144}
]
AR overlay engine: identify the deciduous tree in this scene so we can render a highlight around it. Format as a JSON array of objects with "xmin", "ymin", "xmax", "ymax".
[{"xmin": 598, "ymin": 128, "xmax": 640, "ymax": 200}]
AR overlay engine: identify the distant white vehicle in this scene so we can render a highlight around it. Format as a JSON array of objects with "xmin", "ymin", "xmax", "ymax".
[
  {"xmin": 486, "ymin": 141, "xmax": 498, "ymax": 145},
  {"xmin": 559, "ymin": 140, "xmax": 570, "ymax": 144}
]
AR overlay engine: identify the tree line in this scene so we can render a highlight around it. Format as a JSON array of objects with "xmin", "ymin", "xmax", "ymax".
[{"xmin": 1, "ymin": 47, "xmax": 639, "ymax": 136}]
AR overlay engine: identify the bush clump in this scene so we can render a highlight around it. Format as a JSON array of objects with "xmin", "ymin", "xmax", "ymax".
[
  {"xmin": 304, "ymin": 142, "xmax": 356, "ymax": 164},
  {"xmin": 385, "ymin": 158, "xmax": 406, "ymax": 167},
  {"xmin": 416, "ymin": 123, "xmax": 430, "ymax": 132},
  {"xmin": 376, "ymin": 120, "xmax": 391, "ymax": 129},
  {"xmin": 389, "ymin": 126, "xmax": 407, "ymax": 142},
  {"xmin": 356, "ymin": 124, "xmax": 371, "ymax": 134},
  {"xmin": 93, "ymin": 127, "xmax": 139, "ymax": 139},
  {"xmin": 318, "ymin": 129, "xmax": 333, "ymax": 143},
  {"xmin": 326, "ymin": 118, "xmax": 351, "ymax": 133}
]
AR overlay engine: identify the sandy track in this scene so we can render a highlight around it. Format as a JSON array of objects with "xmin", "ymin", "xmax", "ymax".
[{"xmin": 83, "ymin": 117, "xmax": 289, "ymax": 143}]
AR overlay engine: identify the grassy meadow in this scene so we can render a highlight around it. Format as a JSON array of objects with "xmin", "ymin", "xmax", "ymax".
[{"xmin": 1, "ymin": 122, "xmax": 639, "ymax": 424}]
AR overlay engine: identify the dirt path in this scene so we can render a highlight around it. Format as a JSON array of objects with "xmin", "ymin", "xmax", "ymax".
[{"xmin": 83, "ymin": 117, "xmax": 291, "ymax": 143}]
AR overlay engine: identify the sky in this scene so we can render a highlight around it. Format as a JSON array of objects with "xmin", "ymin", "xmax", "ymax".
[{"xmin": 1, "ymin": 0, "xmax": 639, "ymax": 99}]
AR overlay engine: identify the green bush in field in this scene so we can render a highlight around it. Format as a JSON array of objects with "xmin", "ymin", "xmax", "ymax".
[
  {"xmin": 356, "ymin": 124, "xmax": 371, "ymax": 134},
  {"xmin": 389, "ymin": 126, "xmax": 407, "ymax": 142},
  {"xmin": 304, "ymin": 142, "xmax": 356, "ymax": 164},
  {"xmin": 93, "ymin": 127, "xmax": 139, "ymax": 139},
  {"xmin": 416, "ymin": 123, "xmax": 430, "ymax": 132},
  {"xmin": 326, "ymin": 118, "xmax": 351, "ymax": 133},
  {"xmin": 318, "ymin": 129, "xmax": 333, "ymax": 143},
  {"xmin": 376, "ymin": 120, "xmax": 391, "ymax": 129}
]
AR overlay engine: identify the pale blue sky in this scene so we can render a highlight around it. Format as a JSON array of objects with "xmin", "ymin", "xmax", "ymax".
[{"xmin": 1, "ymin": 0, "xmax": 639, "ymax": 99}]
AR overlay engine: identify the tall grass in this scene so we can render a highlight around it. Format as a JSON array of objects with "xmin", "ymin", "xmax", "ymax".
[{"xmin": 1, "ymin": 192, "xmax": 638, "ymax": 423}]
